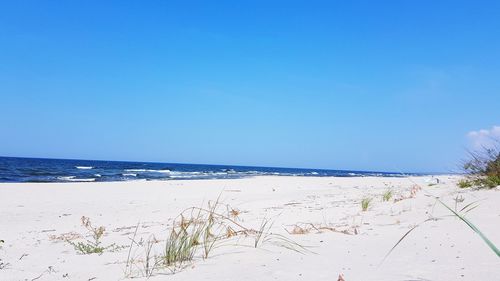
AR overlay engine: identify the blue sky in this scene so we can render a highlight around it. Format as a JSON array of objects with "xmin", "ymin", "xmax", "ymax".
[{"xmin": 0, "ymin": 1, "xmax": 499, "ymax": 173}]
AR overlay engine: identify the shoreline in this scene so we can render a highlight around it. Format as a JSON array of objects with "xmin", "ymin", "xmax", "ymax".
[{"xmin": 0, "ymin": 173, "xmax": 459, "ymax": 185}]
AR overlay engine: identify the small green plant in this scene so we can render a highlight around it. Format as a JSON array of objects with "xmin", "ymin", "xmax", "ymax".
[
  {"xmin": 382, "ymin": 189, "xmax": 393, "ymax": 202},
  {"xmin": 361, "ymin": 197, "xmax": 372, "ymax": 211},
  {"xmin": 458, "ymin": 179, "xmax": 473, "ymax": 188},
  {"xmin": 66, "ymin": 216, "xmax": 120, "ymax": 255}
]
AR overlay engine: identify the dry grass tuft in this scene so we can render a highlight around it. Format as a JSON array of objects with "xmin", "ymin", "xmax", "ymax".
[{"xmin": 286, "ymin": 223, "xmax": 358, "ymax": 235}]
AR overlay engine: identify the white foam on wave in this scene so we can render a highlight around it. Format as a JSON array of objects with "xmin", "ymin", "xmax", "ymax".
[
  {"xmin": 58, "ymin": 176, "xmax": 95, "ymax": 182},
  {"xmin": 76, "ymin": 166, "xmax": 93, "ymax": 170},
  {"xmin": 124, "ymin": 169, "xmax": 147, "ymax": 172},
  {"xmin": 123, "ymin": 173, "xmax": 137, "ymax": 177},
  {"xmin": 169, "ymin": 174, "xmax": 200, "ymax": 179},
  {"xmin": 124, "ymin": 169, "xmax": 171, "ymax": 173},
  {"xmin": 74, "ymin": 178, "xmax": 96, "ymax": 182}
]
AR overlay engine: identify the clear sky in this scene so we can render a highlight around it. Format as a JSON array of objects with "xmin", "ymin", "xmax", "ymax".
[{"xmin": 1, "ymin": 1, "xmax": 499, "ymax": 173}]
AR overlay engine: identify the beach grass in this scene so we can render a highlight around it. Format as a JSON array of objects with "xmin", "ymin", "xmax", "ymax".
[
  {"xmin": 382, "ymin": 189, "xmax": 393, "ymax": 202},
  {"xmin": 361, "ymin": 197, "xmax": 372, "ymax": 211},
  {"xmin": 383, "ymin": 197, "xmax": 500, "ymax": 263},
  {"xmin": 124, "ymin": 196, "xmax": 308, "ymax": 277}
]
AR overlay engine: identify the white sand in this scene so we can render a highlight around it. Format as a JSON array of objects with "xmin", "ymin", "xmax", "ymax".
[{"xmin": 0, "ymin": 175, "xmax": 499, "ymax": 281}]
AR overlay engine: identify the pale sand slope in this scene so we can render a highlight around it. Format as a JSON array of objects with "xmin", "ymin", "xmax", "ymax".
[{"xmin": 0, "ymin": 176, "xmax": 499, "ymax": 281}]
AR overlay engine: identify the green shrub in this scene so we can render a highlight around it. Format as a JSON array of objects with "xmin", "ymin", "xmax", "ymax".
[
  {"xmin": 463, "ymin": 145, "xmax": 500, "ymax": 189},
  {"xmin": 483, "ymin": 175, "xmax": 500, "ymax": 188}
]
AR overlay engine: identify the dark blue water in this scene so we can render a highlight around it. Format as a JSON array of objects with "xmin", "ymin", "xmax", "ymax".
[{"xmin": 0, "ymin": 157, "xmax": 416, "ymax": 183}]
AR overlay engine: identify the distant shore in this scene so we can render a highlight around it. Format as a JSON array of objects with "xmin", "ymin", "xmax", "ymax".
[{"xmin": 1, "ymin": 175, "xmax": 498, "ymax": 280}]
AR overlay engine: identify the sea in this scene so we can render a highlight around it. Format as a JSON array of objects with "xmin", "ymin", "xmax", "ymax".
[{"xmin": 0, "ymin": 156, "xmax": 417, "ymax": 183}]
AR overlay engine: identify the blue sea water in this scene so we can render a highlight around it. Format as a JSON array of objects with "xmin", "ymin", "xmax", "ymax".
[{"xmin": 0, "ymin": 157, "xmax": 417, "ymax": 183}]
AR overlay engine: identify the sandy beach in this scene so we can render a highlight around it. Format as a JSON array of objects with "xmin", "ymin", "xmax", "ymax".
[{"xmin": 1, "ymin": 175, "xmax": 499, "ymax": 281}]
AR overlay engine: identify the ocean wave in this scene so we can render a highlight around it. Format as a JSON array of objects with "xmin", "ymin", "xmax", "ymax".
[
  {"xmin": 1, "ymin": 157, "xmax": 424, "ymax": 183},
  {"xmin": 75, "ymin": 166, "xmax": 93, "ymax": 170},
  {"xmin": 74, "ymin": 178, "xmax": 96, "ymax": 182},
  {"xmin": 124, "ymin": 169, "xmax": 171, "ymax": 173},
  {"xmin": 124, "ymin": 169, "xmax": 147, "ymax": 172},
  {"xmin": 57, "ymin": 176, "xmax": 96, "ymax": 182}
]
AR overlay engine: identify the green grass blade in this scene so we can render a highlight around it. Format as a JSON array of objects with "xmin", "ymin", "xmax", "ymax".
[
  {"xmin": 459, "ymin": 201, "xmax": 479, "ymax": 213},
  {"xmin": 381, "ymin": 222, "xmax": 423, "ymax": 264},
  {"xmin": 438, "ymin": 199, "xmax": 500, "ymax": 258}
]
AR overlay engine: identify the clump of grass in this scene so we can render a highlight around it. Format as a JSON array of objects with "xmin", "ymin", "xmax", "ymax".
[
  {"xmin": 125, "ymin": 196, "xmax": 309, "ymax": 277},
  {"xmin": 462, "ymin": 144, "xmax": 500, "ymax": 188},
  {"xmin": 458, "ymin": 179, "xmax": 473, "ymax": 188},
  {"xmin": 382, "ymin": 189, "xmax": 393, "ymax": 202},
  {"xmin": 361, "ymin": 197, "xmax": 372, "ymax": 211},
  {"xmin": 66, "ymin": 216, "xmax": 120, "ymax": 255},
  {"xmin": 162, "ymin": 218, "xmax": 201, "ymax": 268},
  {"xmin": 483, "ymin": 175, "xmax": 500, "ymax": 188}
]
